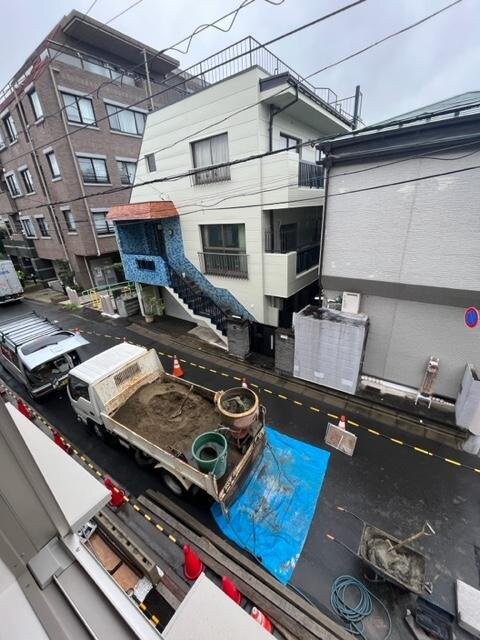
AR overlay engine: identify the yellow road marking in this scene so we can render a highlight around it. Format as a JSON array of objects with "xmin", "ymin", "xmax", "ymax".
[
  {"xmin": 444, "ymin": 458, "xmax": 462, "ymax": 466},
  {"xmin": 293, "ymin": 400, "xmax": 303, "ymax": 406},
  {"xmin": 190, "ymin": 362, "xmax": 197, "ymax": 367},
  {"xmin": 327, "ymin": 413, "xmax": 338, "ymax": 420},
  {"xmin": 123, "ymin": 496, "xmax": 130, "ymax": 502},
  {"xmin": 88, "ymin": 463, "xmax": 94, "ymax": 469},
  {"xmin": 278, "ymin": 394, "xmax": 287, "ymax": 400},
  {"xmin": 158, "ymin": 351, "xmax": 165, "ymax": 355},
  {"xmin": 180, "ymin": 358, "xmax": 187, "ymax": 363},
  {"xmin": 475, "ymin": 469, "xmax": 480, "ymax": 474},
  {"xmin": 310, "ymin": 406, "xmax": 320, "ymax": 413},
  {"xmin": 73, "ymin": 449, "xmax": 79, "ymax": 455},
  {"xmin": 347, "ymin": 420, "xmax": 359, "ymax": 427},
  {"xmin": 368, "ymin": 429, "xmax": 380, "ymax": 436},
  {"xmin": 139, "ymin": 603, "xmax": 147, "ymax": 611},
  {"xmin": 168, "ymin": 534, "xmax": 177, "ymax": 543},
  {"xmin": 233, "ymin": 376, "xmax": 241, "ymax": 381},
  {"xmin": 209, "ymin": 369, "xmax": 217, "ymax": 373},
  {"xmin": 156, "ymin": 523, "xmax": 164, "ymax": 532},
  {"xmin": 221, "ymin": 372, "xmax": 229, "ymax": 377},
  {"xmin": 250, "ymin": 383, "xmax": 259, "ymax": 388},
  {"xmin": 390, "ymin": 438, "xmax": 403, "ymax": 445},
  {"xmin": 151, "ymin": 615, "xmax": 159, "ymax": 626},
  {"xmin": 95, "ymin": 470, "xmax": 102, "ymax": 476},
  {"xmin": 80, "ymin": 455, "xmax": 86, "ymax": 461},
  {"xmin": 198, "ymin": 365, "xmax": 206, "ymax": 370},
  {"xmin": 263, "ymin": 388, "xmax": 272, "ymax": 394},
  {"xmin": 144, "ymin": 513, "xmax": 152, "ymax": 521},
  {"xmin": 133, "ymin": 504, "xmax": 141, "ymax": 512},
  {"xmin": 414, "ymin": 447, "xmax": 431, "ymax": 456}
]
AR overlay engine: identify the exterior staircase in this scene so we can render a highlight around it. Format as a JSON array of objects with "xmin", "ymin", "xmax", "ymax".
[{"xmin": 167, "ymin": 267, "xmax": 229, "ymax": 345}]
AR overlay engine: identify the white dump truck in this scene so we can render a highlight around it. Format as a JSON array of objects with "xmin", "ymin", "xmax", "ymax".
[
  {"xmin": 0, "ymin": 311, "xmax": 89, "ymax": 398},
  {"xmin": 0, "ymin": 259, "xmax": 23, "ymax": 304},
  {"xmin": 67, "ymin": 343, "xmax": 266, "ymax": 508}
]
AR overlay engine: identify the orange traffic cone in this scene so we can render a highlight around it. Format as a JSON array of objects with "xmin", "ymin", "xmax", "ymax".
[
  {"xmin": 17, "ymin": 398, "xmax": 32, "ymax": 420},
  {"xmin": 222, "ymin": 576, "xmax": 242, "ymax": 604},
  {"xmin": 183, "ymin": 545, "xmax": 203, "ymax": 580},
  {"xmin": 104, "ymin": 477, "xmax": 126, "ymax": 508},
  {"xmin": 251, "ymin": 607, "xmax": 272, "ymax": 632},
  {"xmin": 241, "ymin": 377, "xmax": 248, "ymax": 389},
  {"xmin": 172, "ymin": 355, "xmax": 184, "ymax": 378},
  {"xmin": 338, "ymin": 415, "xmax": 346, "ymax": 430}
]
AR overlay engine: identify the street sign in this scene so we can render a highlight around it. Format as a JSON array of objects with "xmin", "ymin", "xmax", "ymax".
[{"xmin": 464, "ymin": 307, "xmax": 479, "ymax": 329}]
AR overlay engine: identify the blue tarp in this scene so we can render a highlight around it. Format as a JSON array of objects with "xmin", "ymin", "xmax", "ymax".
[{"xmin": 212, "ymin": 427, "xmax": 330, "ymax": 584}]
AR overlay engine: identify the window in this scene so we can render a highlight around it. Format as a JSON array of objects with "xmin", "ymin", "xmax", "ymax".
[
  {"xmin": 78, "ymin": 156, "xmax": 109, "ymax": 184},
  {"xmin": 20, "ymin": 218, "xmax": 35, "ymax": 238},
  {"xmin": 200, "ymin": 224, "xmax": 247, "ymax": 277},
  {"xmin": 117, "ymin": 160, "xmax": 136, "ymax": 185},
  {"xmin": 280, "ymin": 132, "xmax": 302, "ymax": 155},
  {"xmin": 36, "ymin": 216, "xmax": 50, "ymax": 238},
  {"xmin": 19, "ymin": 168, "xmax": 34, "ymax": 194},
  {"xmin": 192, "ymin": 133, "xmax": 230, "ymax": 185},
  {"xmin": 45, "ymin": 150, "xmax": 61, "ymax": 178},
  {"xmin": 61, "ymin": 92, "xmax": 96, "ymax": 125},
  {"xmin": 92, "ymin": 210, "xmax": 114, "ymax": 235},
  {"xmin": 136, "ymin": 258, "xmax": 155, "ymax": 271},
  {"xmin": 105, "ymin": 103, "xmax": 146, "ymax": 135},
  {"xmin": 145, "ymin": 153, "xmax": 156, "ymax": 172},
  {"xmin": 62, "ymin": 209, "xmax": 76, "ymax": 232},
  {"xmin": 28, "ymin": 89, "xmax": 43, "ymax": 120},
  {"xmin": 0, "ymin": 128, "xmax": 4, "ymax": 149},
  {"xmin": 3, "ymin": 218, "xmax": 13, "ymax": 236},
  {"xmin": 5, "ymin": 173, "xmax": 21, "ymax": 197},
  {"xmin": 3, "ymin": 113, "xmax": 18, "ymax": 143},
  {"xmin": 68, "ymin": 375, "xmax": 90, "ymax": 402}
]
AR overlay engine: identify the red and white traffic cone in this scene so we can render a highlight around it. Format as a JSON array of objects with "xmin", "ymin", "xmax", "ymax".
[
  {"xmin": 17, "ymin": 398, "xmax": 32, "ymax": 420},
  {"xmin": 104, "ymin": 477, "xmax": 126, "ymax": 508},
  {"xmin": 251, "ymin": 607, "xmax": 272, "ymax": 632},
  {"xmin": 338, "ymin": 415, "xmax": 346, "ymax": 430},
  {"xmin": 241, "ymin": 377, "xmax": 248, "ymax": 389},
  {"xmin": 183, "ymin": 545, "xmax": 204, "ymax": 580},
  {"xmin": 172, "ymin": 355, "xmax": 184, "ymax": 378},
  {"xmin": 222, "ymin": 576, "xmax": 242, "ymax": 604},
  {"xmin": 53, "ymin": 431, "xmax": 72, "ymax": 455}
]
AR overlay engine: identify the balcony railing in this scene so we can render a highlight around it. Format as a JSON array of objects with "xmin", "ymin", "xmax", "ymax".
[
  {"xmin": 198, "ymin": 251, "xmax": 248, "ymax": 279},
  {"xmin": 170, "ymin": 36, "xmax": 361, "ymax": 124},
  {"xmin": 298, "ymin": 160, "xmax": 324, "ymax": 188},
  {"xmin": 296, "ymin": 245, "xmax": 320, "ymax": 274},
  {"xmin": 192, "ymin": 166, "xmax": 231, "ymax": 186}
]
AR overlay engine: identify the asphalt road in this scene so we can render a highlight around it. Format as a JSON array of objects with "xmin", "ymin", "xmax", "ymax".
[{"xmin": 1, "ymin": 299, "xmax": 478, "ymax": 639}]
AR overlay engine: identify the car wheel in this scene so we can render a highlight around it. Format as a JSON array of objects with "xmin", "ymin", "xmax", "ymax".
[{"xmin": 159, "ymin": 469, "xmax": 187, "ymax": 497}]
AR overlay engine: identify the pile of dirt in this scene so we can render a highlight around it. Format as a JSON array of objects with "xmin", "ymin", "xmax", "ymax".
[{"xmin": 113, "ymin": 381, "xmax": 220, "ymax": 453}]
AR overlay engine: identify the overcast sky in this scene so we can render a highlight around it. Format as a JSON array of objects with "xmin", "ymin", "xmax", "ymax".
[{"xmin": 0, "ymin": 0, "xmax": 478, "ymax": 124}]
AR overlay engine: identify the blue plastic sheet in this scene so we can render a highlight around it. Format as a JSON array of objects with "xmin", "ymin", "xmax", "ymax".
[{"xmin": 212, "ymin": 427, "xmax": 330, "ymax": 584}]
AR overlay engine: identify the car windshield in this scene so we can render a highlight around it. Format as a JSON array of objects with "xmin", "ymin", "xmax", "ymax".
[{"xmin": 27, "ymin": 355, "xmax": 71, "ymax": 385}]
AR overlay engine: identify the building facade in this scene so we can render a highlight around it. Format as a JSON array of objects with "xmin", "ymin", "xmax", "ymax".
[
  {"xmin": 0, "ymin": 10, "xmax": 185, "ymax": 288},
  {"xmin": 319, "ymin": 93, "xmax": 480, "ymax": 400},
  {"xmin": 108, "ymin": 38, "xmax": 361, "ymax": 350}
]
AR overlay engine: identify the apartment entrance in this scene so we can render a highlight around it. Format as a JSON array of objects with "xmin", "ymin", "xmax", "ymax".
[{"xmin": 250, "ymin": 322, "xmax": 275, "ymax": 358}]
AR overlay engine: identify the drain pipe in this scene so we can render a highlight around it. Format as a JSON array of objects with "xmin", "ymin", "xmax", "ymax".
[
  {"xmin": 268, "ymin": 82, "xmax": 299, "ymax": 152},
  {"xmin": 318, "ymin": 147, "xmax": 332, "ymax": 305}
]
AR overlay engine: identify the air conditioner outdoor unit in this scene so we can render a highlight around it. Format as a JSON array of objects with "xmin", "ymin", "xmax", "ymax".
[{"xmin": 341, "ymin": 291, "xmax": 361, "ymax": 314}]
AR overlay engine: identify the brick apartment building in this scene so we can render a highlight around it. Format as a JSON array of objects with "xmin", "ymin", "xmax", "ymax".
[{"xmin": 0, "ymin": 10, "xmax": 187, "ymax": 288}]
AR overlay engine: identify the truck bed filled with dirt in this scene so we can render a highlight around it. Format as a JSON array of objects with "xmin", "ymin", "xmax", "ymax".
[{"xmin": 112, "ymin": 381, "xmax": 221, "ymax": 454}]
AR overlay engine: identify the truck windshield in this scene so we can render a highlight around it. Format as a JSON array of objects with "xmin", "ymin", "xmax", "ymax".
[{"xmin": 27, "ymin": 355, "xmax": 73, "ymax": 387}]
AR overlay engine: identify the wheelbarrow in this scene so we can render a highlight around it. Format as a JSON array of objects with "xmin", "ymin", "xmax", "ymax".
[{"xmin": 327, "ymin": 506, "xmax": 433, "ymax": 596}]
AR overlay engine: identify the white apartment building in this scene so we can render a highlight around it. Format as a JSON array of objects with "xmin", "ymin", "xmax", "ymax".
[{"xmin": 108, "ymin": 38, "xmax": 360, "ymax": 352}]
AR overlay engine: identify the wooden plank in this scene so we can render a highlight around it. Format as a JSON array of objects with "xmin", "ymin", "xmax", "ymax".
[
  {"xmin": 138, "ymin": 495, "xmax": 347, "ymax": 640},
  {"xmin": 144, "ymin": 489, "xmax": 348, "ymax": 639}
]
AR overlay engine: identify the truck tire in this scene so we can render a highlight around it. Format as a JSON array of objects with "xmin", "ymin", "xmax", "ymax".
[
  {"xmin": 133, "ymin": 449, "xmax": 155, "ymax": 468},
  {"xmin": 159, "ymin": 470, "xmax": 187, "ymax": 498},
  {"xmin": 89, "ymin": 420, "xmax": 107, "ymax": 441}
]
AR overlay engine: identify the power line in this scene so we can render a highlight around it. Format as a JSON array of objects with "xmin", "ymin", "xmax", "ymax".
[
  {"xmin": 3, "ymin": 0, "xmax": 365, "ymax": 167},
  {"xmin": 304, "ymin": 0, "xmax": 464, "ymax": 79},
  {"xmin": 104, "ymin": 0, "xmax": 146, "ymax": 24}
]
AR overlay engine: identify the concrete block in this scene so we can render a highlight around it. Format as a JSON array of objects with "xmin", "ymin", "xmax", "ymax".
[{"xmin": 456, "ymin": 579, "xmax": 480, "ymax": 637}]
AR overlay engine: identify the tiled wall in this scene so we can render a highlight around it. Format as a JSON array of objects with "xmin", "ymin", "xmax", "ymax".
[{"xmin": 116, "ymin": 218, "xmax": 252, "ymax": 319}]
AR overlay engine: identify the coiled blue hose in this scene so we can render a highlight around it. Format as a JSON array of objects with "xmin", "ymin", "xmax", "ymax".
[{"xmin": 330, "ymin": 576, "xmax": 392, "ymax": 640}]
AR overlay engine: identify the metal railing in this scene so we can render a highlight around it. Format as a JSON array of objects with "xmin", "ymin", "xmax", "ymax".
[
  {"xmin": 169, "ymin": 267, "xmax": 228, "ymax": 334},
  {"xmin": 298, "ymin": 160, "xmax": 324, "ymax": 188},
  {"xmin": 171, "ymin": 36, "xmax": 361, "ymax": 123},
  {"xmin": 192, "ymin": 166, "xmax": 231, "ymax": 186},
  {"xmin": 81, "ymin": 281, "xmax": 135, "ymax": 310},
  {"xmin": 198, "ymin": 251, "xmax": 248, "ymax": 279},
  {"xmin": 296, "ymin": 245, "xmax": 320, "ymax": 274}
]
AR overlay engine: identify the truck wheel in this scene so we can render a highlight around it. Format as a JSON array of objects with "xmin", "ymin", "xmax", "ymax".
[
  {"xmin": 89, "ymin": 420, "xmax": 107, "ymax": 441},
  {"xmin": 134, "ymin": 449, "xmax": 155, "ymax": 467},
  {"xmin": 159, "ymin": 470, "xmax": 187, "ymax": 498}
]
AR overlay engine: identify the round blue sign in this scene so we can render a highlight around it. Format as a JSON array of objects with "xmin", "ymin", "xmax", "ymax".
[{"xmin": 465, "ymin": 307, "xmax": 479, "ymax": 329}]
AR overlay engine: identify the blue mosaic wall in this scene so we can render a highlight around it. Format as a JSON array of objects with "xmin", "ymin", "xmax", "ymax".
[{"xmin": 116, "ymin": 218, "xmax": 252, "ymax": 319}]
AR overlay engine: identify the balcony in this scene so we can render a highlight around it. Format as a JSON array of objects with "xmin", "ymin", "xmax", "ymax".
[
  {"xmin": 261, "ymin": 153, "xmax": 325, "ymax": 209},
  {"xmin": 198, "ymin": 252, "xmax": 248, "ymax": 279},
  {"xmin": 191, "ymin": 166, "xmax": 231, "ymax": 186}
]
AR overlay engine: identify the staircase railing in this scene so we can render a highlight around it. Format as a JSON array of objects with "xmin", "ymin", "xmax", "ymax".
[{"xmin": 168, "ymin": 267, "xmax": 228, "ymax": 335}]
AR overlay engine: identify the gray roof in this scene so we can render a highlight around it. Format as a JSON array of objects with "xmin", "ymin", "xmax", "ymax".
[{"xmin": 373, "ymin": 91, "xmax": 480, "ymax": 127}]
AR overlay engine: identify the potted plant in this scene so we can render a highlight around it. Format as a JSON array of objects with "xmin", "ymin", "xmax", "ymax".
[{"xmin": 143, "ymin": 294, "xmax": 165, "ymax": 323}]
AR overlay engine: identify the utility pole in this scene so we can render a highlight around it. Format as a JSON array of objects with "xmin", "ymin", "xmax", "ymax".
[
  {"xmin": 352, "ymin": 85, "xmax": 362, "ymax": 130},
  {"xmin": 143, "ymin": 49, "xmax": 155, "ymax": 111}
]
